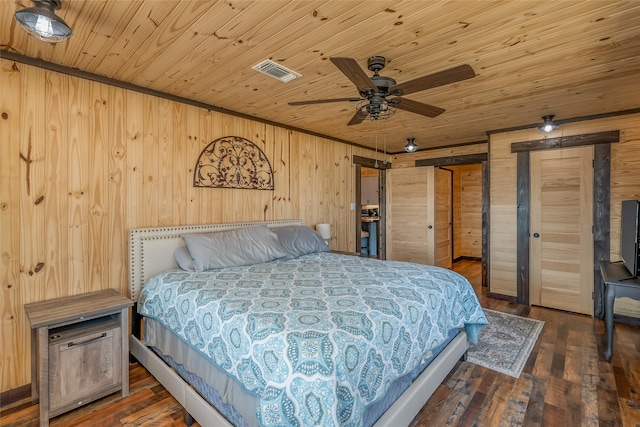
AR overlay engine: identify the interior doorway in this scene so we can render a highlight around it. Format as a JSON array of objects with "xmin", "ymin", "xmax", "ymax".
[
  {"xmin": 447, "ymin": 164, "xmax": 483, "ymax": 265},
  {"xmin": 410, "ymin": 153, "xmax": 488, "ymax": 287},
  {"xmin": 353, "ymin": 155, "xmax": 389, "ymax": 259},
  {"xmin": 360, "ymin": 166, "xmax": 381, "ymax": 257}
]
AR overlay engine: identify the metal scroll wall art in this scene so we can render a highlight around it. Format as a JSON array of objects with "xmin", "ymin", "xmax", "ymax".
[{"xmin": 193, "ymin": 136, "xmax": 274, "ymax": 190}]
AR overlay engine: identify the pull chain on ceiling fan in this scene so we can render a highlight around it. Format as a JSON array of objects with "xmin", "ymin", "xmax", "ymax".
[{"xmin": 288, "ymin": 56, "xmax": 475, "ymax": 126}]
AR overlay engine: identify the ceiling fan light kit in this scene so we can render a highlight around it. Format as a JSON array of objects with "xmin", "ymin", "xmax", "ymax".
[
  {"xmin": 404, "ymin": 137, "xmax": 418, "ymax": 153},
  {"xmin": 14, "ymin": 0, "xmax": 72, "ymax": 43},
  {"xmin": 537, "ymin": 115, "xmax": 560, "ymax": 133}
]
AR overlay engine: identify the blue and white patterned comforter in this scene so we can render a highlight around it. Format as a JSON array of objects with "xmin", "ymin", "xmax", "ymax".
[{"xmin": 139, "ymin": 252, "xmax": 487, "ymax": 426}]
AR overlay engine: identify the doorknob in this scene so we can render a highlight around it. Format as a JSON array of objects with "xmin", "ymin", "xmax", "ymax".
[
  {"xmin": 532, "ymin": 232, "xmax": 540, "ymax": 238},
  {"xmin": 428, "ymin": 225, "xmax": 433, "ymax": 229}
]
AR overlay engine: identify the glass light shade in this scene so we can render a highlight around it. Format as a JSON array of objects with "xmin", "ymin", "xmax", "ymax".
[{"xmin": 14, "ymin": 1, "xmax": 72, "ymax": 43}]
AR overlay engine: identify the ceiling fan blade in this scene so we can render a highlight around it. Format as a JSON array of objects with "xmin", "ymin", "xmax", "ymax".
[
  {"xmin": 288, "ymin": 97, "xmax": 361, "ymax": 106},
  {"xmin": 347, "ymin": 112, "xmax": 366, "ymax": 126},
  {"xmin": 390, "ymin": 64, "xmax": 475, "ymax": 96},
  {"xmin": 394, "ymin": 97, "xmax": 445, "ymax": 118},
  {"xmin": 330, "ymin": 57, "xmax": 377, "ymax": 93}
]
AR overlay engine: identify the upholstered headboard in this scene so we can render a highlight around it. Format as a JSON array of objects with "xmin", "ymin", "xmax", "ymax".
[{"xmin": 128, "ymin": 219, "xmax": 303, "ymax": 302}]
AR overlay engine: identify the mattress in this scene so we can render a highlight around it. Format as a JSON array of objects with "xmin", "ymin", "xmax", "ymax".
[{"xmin": 138, "ymin": 252, "xmax": 487, "ymax": 426}]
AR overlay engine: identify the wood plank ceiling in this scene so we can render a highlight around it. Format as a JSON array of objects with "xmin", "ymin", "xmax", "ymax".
[{"xmin": 2, "ymin": 0, "xmax": 639, "ymax": 153}]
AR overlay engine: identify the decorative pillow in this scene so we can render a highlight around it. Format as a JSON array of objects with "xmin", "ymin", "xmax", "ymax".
[
  {"xmin": 174, "ymin": 246, "xmax": 196, "ymax": 272},
  {"xmin": 273, "ymin": 226, "xmax": 329, "ymax": 259},
  {"xmin": 182, "ymin": 226, "xmax": 287, "ymax": 272}
]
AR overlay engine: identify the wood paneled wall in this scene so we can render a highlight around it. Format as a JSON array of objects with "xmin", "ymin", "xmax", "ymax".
[
  {"xmin": 489, "ymin": 113, "xmax": 640, "ymax": 312},
  {"xmin": 390, "ymin": 143, "xmax": 488, "ymax": 169},
  {"xmin": 0, "ymin": 59, "xmax": 375, "ymax": 392},
  {"xmin": 451, "ymin": 164, "xmax": 482, "ymax": 259}
]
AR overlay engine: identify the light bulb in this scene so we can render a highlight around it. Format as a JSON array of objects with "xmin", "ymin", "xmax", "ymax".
[{"xmin": 35, "ymin": 14, "xmax": 53, "ymax": 37}]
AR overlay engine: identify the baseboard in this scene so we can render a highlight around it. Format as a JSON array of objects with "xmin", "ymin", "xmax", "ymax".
[
  {"xmin": 0, "ymin": 383, "xmax": 30, "ymax": 408},
  {"xmin": 614, "ymin": 313, "xmax": 640, "ymax": 327}
]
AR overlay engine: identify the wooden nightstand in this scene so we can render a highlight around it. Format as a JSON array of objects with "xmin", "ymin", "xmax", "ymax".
[{"xmin": 24, "ymin": 289, "xmax": 133, "ymax": 427}]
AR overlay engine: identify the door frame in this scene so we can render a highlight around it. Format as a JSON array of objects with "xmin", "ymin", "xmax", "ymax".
[
  {"xmin": 353, "ymin": 155, "xmax": 390, "ymax": 259},
  {"xmin": 415, "ymin": 153, "xmax": 488, "ymax": 287},
  {"xmin": 511, "ymin": 130, "xmax": 619, "ymax": 316}
]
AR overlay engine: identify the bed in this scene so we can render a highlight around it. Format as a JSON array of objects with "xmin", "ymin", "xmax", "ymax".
[{"xmin": 128, "ymin": 220, "xmax": 487, "ymax": 427}]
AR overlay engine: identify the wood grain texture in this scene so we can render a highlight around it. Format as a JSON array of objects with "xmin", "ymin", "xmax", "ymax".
[
  {"xmin": 386, "ymin": 166, "xmax": 433, "ymax": 264},
  {"xmin": 489, "ymin": 115, "xmax": 640, "ymax": 310},
  {"xmin": 452, "ymin": 167, "xmax": 463, "ymax": 260},
  {"xmin": 2, "ymin": 55, "xmax": 640, "ymax": 397},
  {"xmin": 1, "ymin": 58, "xmax": 25, "ymax": 392},
  {"xmin": 530, "ymin": 146, "xmax": 594, "ymax": 315},
  {"xmin": 510, "ymin": 131, "xmax": 620, "ymax": 153},
  {"xmin": 5, "ymin": 261, "xmax": 640, "ymax": 426},
  {"xmin": 0, "ymin": 59, "xmax": 377, "ymax": 391},
  {"xmin": 455, "ymin": 164, "xmax": 482, "ymax": 259},
  {"xmin": 3, "ymin": 2, "xmax": 639, "ymax": 153},
  {"xmin": 434, "ymin": 167, "xmax": 452, "ymax": 268}
]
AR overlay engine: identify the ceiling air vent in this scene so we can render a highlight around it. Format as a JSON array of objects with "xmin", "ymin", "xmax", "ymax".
[{"xmin": 252, "ymin": 60, "xmax": 301, "ymax": 83}]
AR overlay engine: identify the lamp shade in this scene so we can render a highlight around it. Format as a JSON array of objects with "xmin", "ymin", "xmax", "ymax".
[
  {"xmin": 14, "ymin": 0, "xmax": 72, "ymax": 43},
  {"xmin": 316, "ymin": 223, "xmax": 332, "ymax": 240}
]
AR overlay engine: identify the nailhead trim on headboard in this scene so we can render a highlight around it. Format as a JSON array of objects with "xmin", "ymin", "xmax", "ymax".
[{"xmin": 128, "ymin": 220, "xmax": 304, "ymax": 302}]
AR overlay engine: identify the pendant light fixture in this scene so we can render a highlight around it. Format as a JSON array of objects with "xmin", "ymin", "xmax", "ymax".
[
  {"xmin": 404, "ymin": 137, "xmax": 418, "ymax": 153},
  {"xmin": 537, "ymin": 115, "xmax": 560, "ymax": 133},
  {"xmin": 14, "ymin": 0, "xmax": 72, "ymax": 43}
]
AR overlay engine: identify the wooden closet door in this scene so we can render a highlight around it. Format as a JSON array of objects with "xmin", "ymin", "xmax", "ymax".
[
  {"xmin": 386, "ymin": 167, "xmax": 434, "ymax": 264},
  {"xmin": 530, "ymin": 145, "xmax": 594, "ymax": 315},
  {"xmin": 434, "ymin": 167, "xmax": 452, "ymax": 268}
]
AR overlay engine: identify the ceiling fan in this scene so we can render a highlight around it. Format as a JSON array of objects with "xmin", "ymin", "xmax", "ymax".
[{"xmin": 288, "ymin": 56, "xmax": 475, "ymax": 125}]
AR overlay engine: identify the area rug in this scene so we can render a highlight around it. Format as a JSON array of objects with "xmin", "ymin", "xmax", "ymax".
[{"xmin": 466, "ymin": 309, "xmax": 544, "ymax": 378}]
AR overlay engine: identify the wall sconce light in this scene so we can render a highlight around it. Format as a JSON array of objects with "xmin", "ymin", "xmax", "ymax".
[
  {"xmin": 316, "ymin": 223, "xmax": 332, "ymax": 244},
  {"xmin": 14, "ymin": 0, "xmax": 72, "ymax": 43},
  {"xmin": 404, "ymin": 137, "xmax": 418, "ymax": 153},
  {"xmin": 537, "ymin": 115, "xmax": 560, "ymax": 133}
]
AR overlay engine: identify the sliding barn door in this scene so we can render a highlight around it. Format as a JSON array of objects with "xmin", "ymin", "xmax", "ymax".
[
  {"xmin": 434, "ymin": 167, "xmax": 453, "ymax": 268},
  {"xmin": 530, "ymin": 146, "xmax": 594, "ymax": 315},
  {"xmin": 386, "ymin": 167, "xmax": 434, "ymax": 264}
]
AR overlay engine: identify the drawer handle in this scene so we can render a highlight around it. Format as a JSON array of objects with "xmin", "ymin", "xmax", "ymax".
[{"xmin": 67, "ymin": 332, "xmax": 107, "ymax": 348}]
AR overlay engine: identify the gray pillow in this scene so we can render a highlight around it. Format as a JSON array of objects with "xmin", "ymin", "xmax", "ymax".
[
  {"xmin": 182, "ymin": 226, "xmax": 287, "ymax": 272},
  {"xmin": 174, "ymin": 246, "xmax": 196, "ymax": 272},
  {"xmin": 273, "ymin": 226, "xmax": 329, "ymax": 259}
]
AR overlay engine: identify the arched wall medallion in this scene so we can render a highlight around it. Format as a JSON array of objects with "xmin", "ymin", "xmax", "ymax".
[{"xmin": 193, "ymin": 136, "xmax": 274, "ymax": 190}]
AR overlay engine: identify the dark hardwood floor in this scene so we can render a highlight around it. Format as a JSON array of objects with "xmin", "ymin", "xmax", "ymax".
[{"xmin": 2, "ymin": 260, "xmax": 639, "ymax": 426}]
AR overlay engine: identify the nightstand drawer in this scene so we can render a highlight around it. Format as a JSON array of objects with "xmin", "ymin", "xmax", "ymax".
[{"xmin": 48, "ymin": 316, "xmax": 122, "ymax": 417}]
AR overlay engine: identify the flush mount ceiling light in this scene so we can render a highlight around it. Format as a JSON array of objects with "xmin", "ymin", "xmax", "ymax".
[
  {"xmin": 404, "ymin": 137, "xmax": 418, "ymax": 153},
  {"xmin": 537, "ymin": 115, "xmax": 560, "ymax": 133},
  {"xmin": 14, "ymin": 0, "xmax": 72, "ymax": 43}
]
